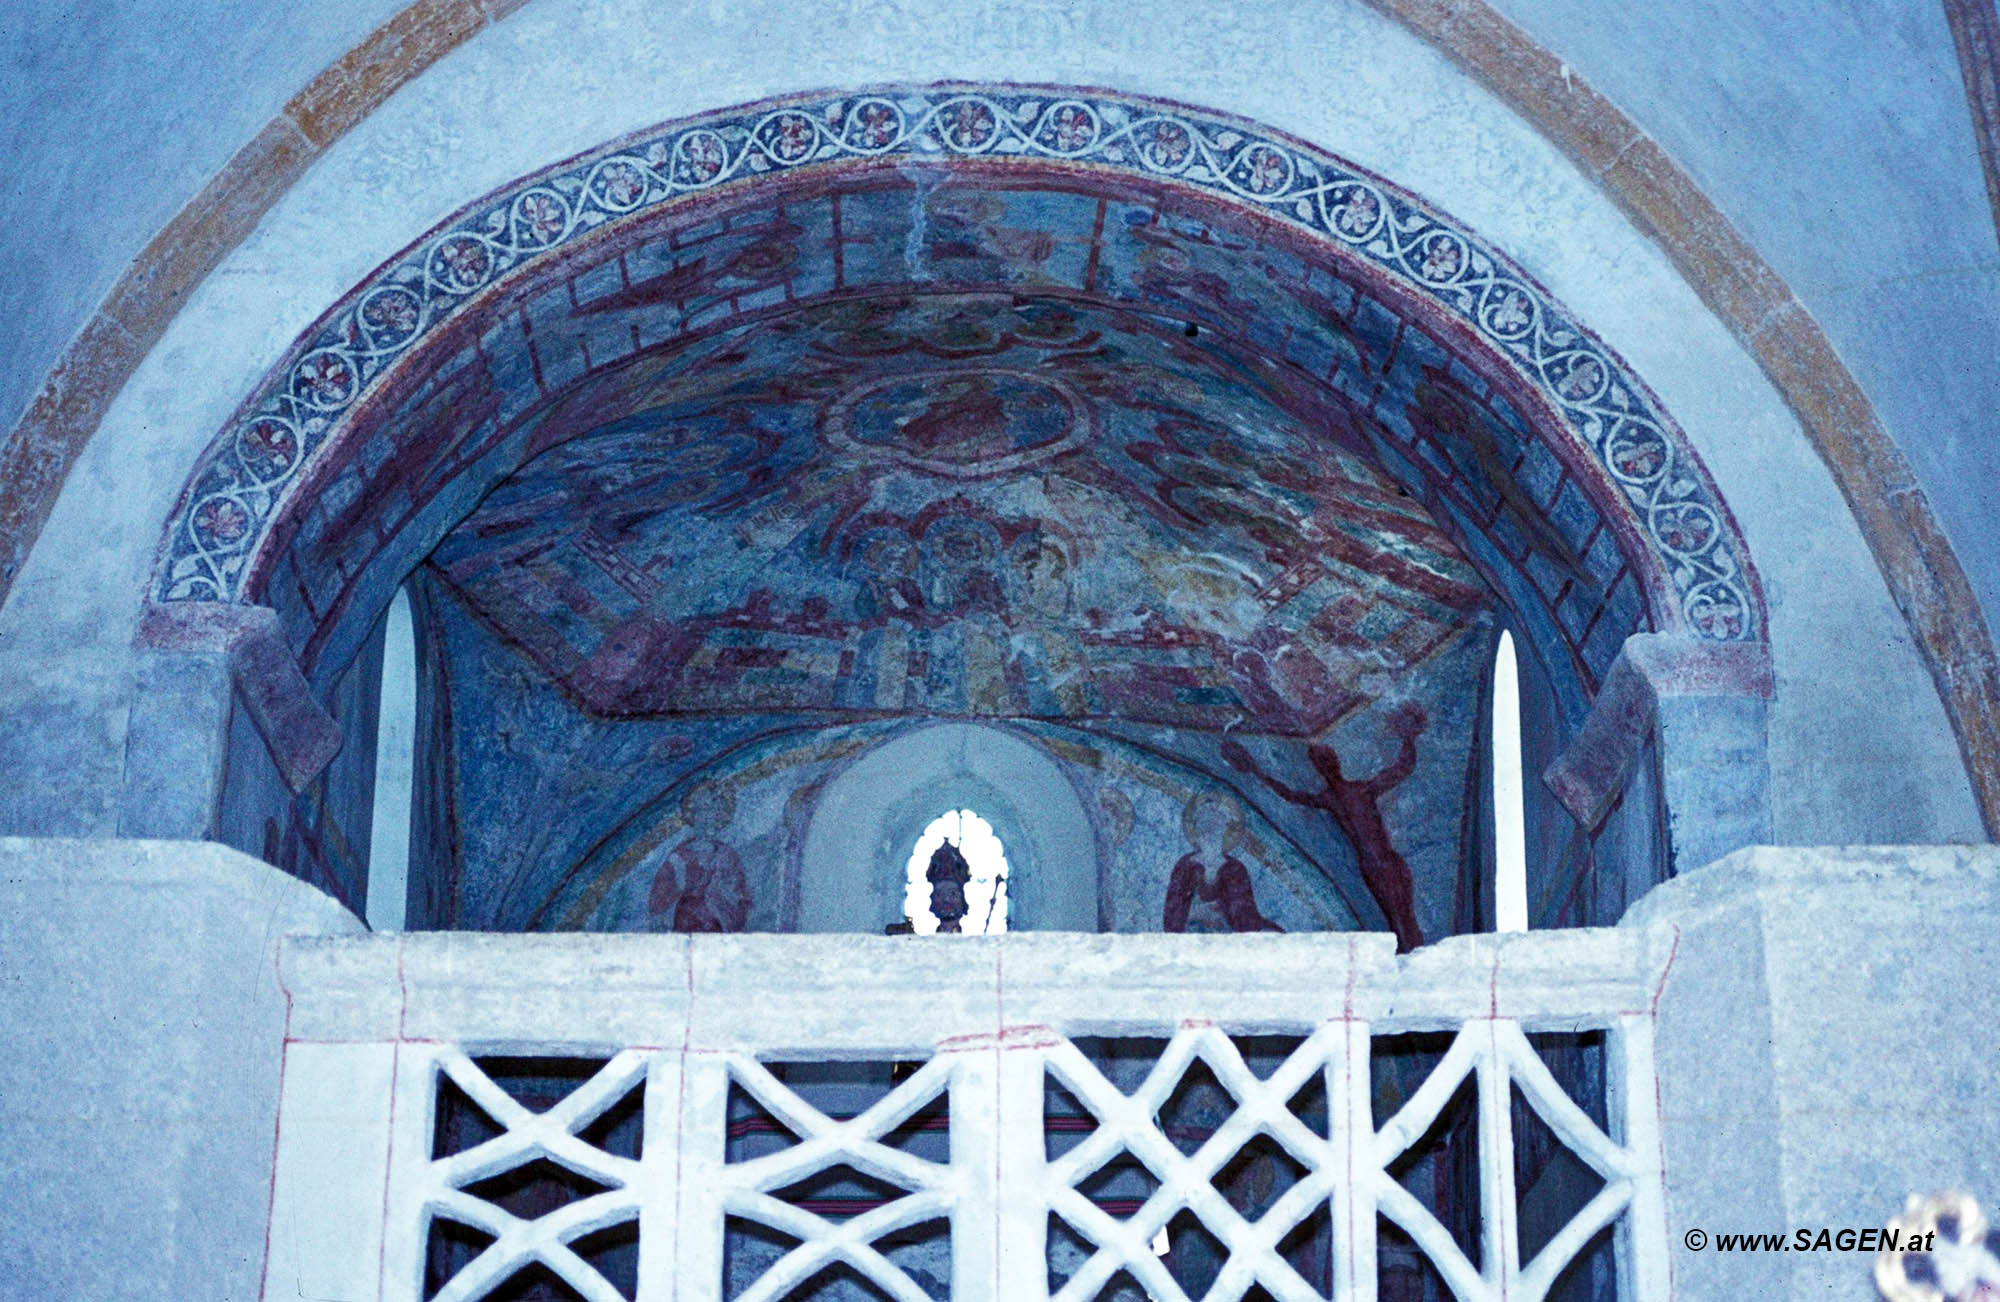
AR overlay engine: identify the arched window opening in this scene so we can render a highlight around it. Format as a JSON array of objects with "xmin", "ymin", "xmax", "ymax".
[
  {"xmin": 1493, "ymin": 629, "xmax": 1528, "ymax": 932},
  {"xmin": 904, "ymin": 809, "xmax": 1010, "ymax": 935},
  {"xmin": 367, "ymin": 587, "xmax": 415, "ymax": 931}
]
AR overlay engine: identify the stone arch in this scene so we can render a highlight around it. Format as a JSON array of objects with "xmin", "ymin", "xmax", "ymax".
[
  {"xmin": 106, "ymin": 86, "xmax": 1801, "ymax": 932},
  {"xmin": 796, "ymin": 721, "xmax": 1097, "ymax": 933},
  {"xmin": 149, "ymin": 87, "xmax": 1762, "ymax": 722},
  {"xmin": 0, "ymin": 0, "xmax": 1986, "ymax": 836},
  {"xmin": 2, "ymin": 3, "xmax": 1979, "ymax": 866}
]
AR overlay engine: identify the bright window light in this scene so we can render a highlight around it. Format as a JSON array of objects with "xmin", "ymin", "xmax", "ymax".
[
  {"xmin": 904, "ymin": 809, "xmax": 1010, "ymax": 934},
  {"xmin": 1493, "ymin": 629, "xmax": 1528, "ymax": 933},
  {"xmin": 367, "ymin": 588, "xmax": 415, "ymax": 931}
]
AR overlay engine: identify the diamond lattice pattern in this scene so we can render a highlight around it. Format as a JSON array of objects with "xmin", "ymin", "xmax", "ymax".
[
  {"xmin": 1372, "ymin": 1022, "xmax": 1641, "ymax": 1301},
  {"xmin": 719, "ymin": 1056, "xmax": 955, "ymax": 1301},
  {"xmin": 422, "ymin": 1050, "xmax": 648, "ymax": 1302},
  {"xmin": 1043, "ymin": 1028, "xmax": 1340, "ymax": 1302}
]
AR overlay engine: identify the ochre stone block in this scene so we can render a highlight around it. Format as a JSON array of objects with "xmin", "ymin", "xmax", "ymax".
[
  {"xmin": 103, "ymin": 118, "xmax": 319, "ymax": 343},
  {"xmin": 1750, "ymin": 304, "xmax": 1906, "ymax": 493},
  {"xmin": 0, "ymin": 313, "xmax": 142, "ymax": 579},
  {"xmin": 1426, "ymin": 0, "xmax": 1643, "ymax": 174},
  {"xmin": 1600, "ymin": 138, "xmax": 1795, "ymax": 334},
  {"xmin": 284, "ymin": 0, "xmax": 487, "ymax": 148}
]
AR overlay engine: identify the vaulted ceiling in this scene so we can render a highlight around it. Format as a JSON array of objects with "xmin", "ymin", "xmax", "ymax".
[
  {"xmin": 267, "ymin": 165, "xmax": 1644, "ymax": 707},
  {"xmin": 377, "ymin": 168, "xmax": 1550, "ymax": 934},
  {"xmin": 431, "ymin": 290, "xmax": 1493, "ymax": 737}
]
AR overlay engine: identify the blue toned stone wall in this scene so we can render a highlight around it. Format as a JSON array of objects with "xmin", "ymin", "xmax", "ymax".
[
  {"xmin": 0, "ymin": 838, "xmax": 363, "ymax": 1302},
  {"xmin": 1492, "ymin": 0, "xmax": 2000, "ymax": 629},
  {"xmin": 1629, "ymin": 844, "xmax": 2000, "ymax": 1301},
  {"xmin": 0, "ymin": 0, "xmax": 407, "ymax": 441},
  {"xmin": 214, "ymin": 615, "xmax": 384, "ymax": 917}
]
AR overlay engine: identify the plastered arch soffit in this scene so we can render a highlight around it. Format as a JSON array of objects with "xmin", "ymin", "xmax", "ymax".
[{"xmin": 0, "ymin": 0, "xmax": 1993, "ymax": 836}]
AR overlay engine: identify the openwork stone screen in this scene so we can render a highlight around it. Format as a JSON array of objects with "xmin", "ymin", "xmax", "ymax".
[{"xmin": 264, "ymin": 932, "xmax": 1673, "ymax": 1300}]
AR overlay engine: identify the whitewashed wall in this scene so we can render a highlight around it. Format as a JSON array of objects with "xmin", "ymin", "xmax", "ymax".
[{"xmin": 0, "ymin": 838, "xmax": 362, "ymax": 1302}]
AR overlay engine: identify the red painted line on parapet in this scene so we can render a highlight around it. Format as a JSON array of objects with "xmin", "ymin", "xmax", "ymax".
[
  {"xmin": 255, "ymin": 938, "xmax": 296, "ymax": 1301},
  {"xmin": 1490, "ymin": 1013, "xmax": 1513, "ymax": 1298},
  {"xmin": 1650, "ymin": 924, "xmax": 1681, "ymax": 1018},
  {"xmin": 1340, "ymin": 933, "xmax": 1361, "ymax": 1301},
  {"xmin": 993, "ymin": 945, "xmax": 1005, "ymax": 1302},
  {"xmin": 372, "ymin": 935, "xmax": 410, "ymax": 1300},
  {"xmin": 670, "ymin": 940, "xmax": 696, "ymax": 1302},
  {"xmin": 1651, "ymin": 924, "xmax": 1682, "ymax": 1298}
]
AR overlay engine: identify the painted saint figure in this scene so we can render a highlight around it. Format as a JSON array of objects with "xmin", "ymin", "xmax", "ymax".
[
  {"xmin": 1222, "ymin": 701, "xmax": 1427, "ymax": 951},
  {"xmin": 926, "ymin": 522, "xmax": 1006, "ymax": 617},
  {"xmin": 1007, "ymin": 536, "xmax": 1088, "ymax": 715},
  {"xmin": 1163, "ymin": 790, "xmax": 1282, "ymax": 933},
  {"xmin": 648, "ymin": 781, "xmax": 751, "ymax": 933},
  {"xmin": 854, "ymin": 533, "xmax": 925, "ymax": 621}
]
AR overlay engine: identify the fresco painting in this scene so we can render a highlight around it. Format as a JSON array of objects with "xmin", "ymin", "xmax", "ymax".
[
  {"xmin": 1223, "ymin": 700, "xmax": 1430, "ymax": 951},
  {"xmin": 259, "ymin": 171, "xmax": 1652, "ymax": 710},
  {"xmin": 329, "ymin": 176, "xmax": 1538, "ymax": 944},
  {"xmin": 549, "ymin": 714, "xmax": 1367, "ymax": 938},
  {"xmin": 1162, "ymin": 791, "xmax": 1281, "ymax": 933},
  {"xmin": 398, "ymin": 581, "xmax": 1414, "ymax": 936},
  {"xmin": 643, "ymin": 781, "xmax": 750, "ymax": 932},
  {"xmin": 429, "ymin": 293, "xmax": 1491, "ymax": 743}
]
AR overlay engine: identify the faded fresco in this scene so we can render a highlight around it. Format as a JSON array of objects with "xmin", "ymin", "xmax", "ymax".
[
  {"xmin": 256, "ymin": 170, "xmax": 1650, "ymax": 719},
  {"xmin": 427, "ymin": 291, "xmax": 1492, "ymax": 737},
  {"xmin": 276, "ymin": 172, "xmax": 1550, "ymax": 945},
  {"xmin": 402, "ymin": 566, "xmax": 1492, "ymax": 944}
]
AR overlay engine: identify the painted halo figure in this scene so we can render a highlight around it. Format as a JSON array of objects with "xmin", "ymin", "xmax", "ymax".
[
  {"xmin": 1163, "ymin": 789, "xmax": 1282, "ymax": 933},
  {"xmin": 647, "ymin": 781, "xmax": 751, "ymax": 933},
  {"xmin": 854, "ymin": 532, "xmax": 925, "ymax": 622}
]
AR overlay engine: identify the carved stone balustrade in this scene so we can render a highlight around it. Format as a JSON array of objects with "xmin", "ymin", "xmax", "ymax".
[{"xmin": 265, "ymin": 929, "xmax": 1675, "ymax": 1301}]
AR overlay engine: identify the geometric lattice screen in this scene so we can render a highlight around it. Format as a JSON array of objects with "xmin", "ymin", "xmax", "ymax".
[{"xmin": 264, "ymin": 932, "xmax": 1674, "ymax": 1302}]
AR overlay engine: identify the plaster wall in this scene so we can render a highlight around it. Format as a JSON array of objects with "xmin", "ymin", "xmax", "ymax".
[
  {"xmin": 0, "ymin": 0, "xmax": 407, "ymax": 443},
  {"xmin": 798, "ymin": 721, "xmax": 1100, "ymax": 932},
  {"xmin": 0, "ymin": 837, "xmax": 363, "ymax": 1302},
  {"xmin": 0, "ymin": 0, "xmax": 1981, "ymax": 848},
  {"xmin": 1490, "ymin": 0, "xmax": 2000, "ymax": 627},
  {"xmin": 1628, "ymin": 843, "xmax": 2000, "ymax": 1299}
]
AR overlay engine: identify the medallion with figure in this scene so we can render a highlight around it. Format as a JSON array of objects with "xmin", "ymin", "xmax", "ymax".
[{"xmin": 821, "ymin": 368, "xmax": 1091, "ymax": 478}]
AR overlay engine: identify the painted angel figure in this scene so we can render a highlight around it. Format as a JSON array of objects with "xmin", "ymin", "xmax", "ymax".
[
  {"xmin": 648, "ymin": 781, "xmax": 751, "ymax": 933},
  {"xmin": 1163, "ymin": 790, "xmax": 1282, "ymax": 933}
]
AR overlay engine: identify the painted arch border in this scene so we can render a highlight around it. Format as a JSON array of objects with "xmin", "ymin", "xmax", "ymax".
[{"xmin": 152, "ymin": 82, "xmax": 1763, "ymax": 653}]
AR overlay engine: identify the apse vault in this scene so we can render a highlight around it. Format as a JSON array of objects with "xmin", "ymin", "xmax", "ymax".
[{"xmin": 150, "ymin": 86, "xmax": 1764, "ymax": 950}]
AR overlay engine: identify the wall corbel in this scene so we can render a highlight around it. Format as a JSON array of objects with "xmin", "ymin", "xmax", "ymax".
[
  {"xmin": 121, "ymin": 604, "xmax": 342, "ymax": 838},
  {"xmin": 1544, "ymin": 632, "xmax": 1774, "ymax": 875}
]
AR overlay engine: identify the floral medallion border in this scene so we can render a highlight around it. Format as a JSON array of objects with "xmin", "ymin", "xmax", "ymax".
[{"xmin": 157, "ymin": 85, "xmax": 1759, "ymax": 642}]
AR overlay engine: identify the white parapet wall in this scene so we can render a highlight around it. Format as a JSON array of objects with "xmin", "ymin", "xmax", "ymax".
[
  {"xmin": 7, "ymin": 838, "xmax": 1985, "ymax": 1300},
  {"xmin": 266, "ymin": 927, "xmax": 1677, "ymax": 1301},
  {"xmin": 1624, "ymin": 843, "xmax": 2000, "ymax": 1302},
  {"xmin": 0, "ymin": 837, "xmax": 363, "ymax": 1302}
]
